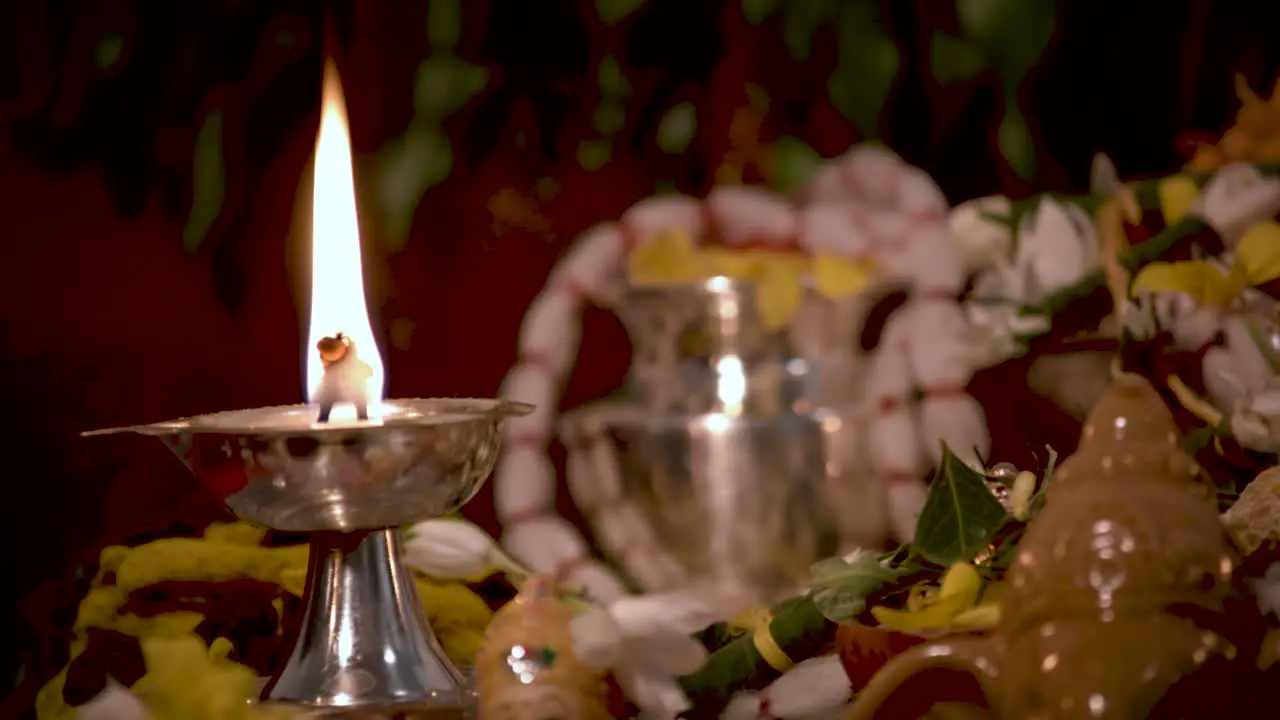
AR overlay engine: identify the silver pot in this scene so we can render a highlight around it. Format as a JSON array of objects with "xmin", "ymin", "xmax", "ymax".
[{"xmin": 564, "ymin": 277, "xmax": 887, "ymax": 604}]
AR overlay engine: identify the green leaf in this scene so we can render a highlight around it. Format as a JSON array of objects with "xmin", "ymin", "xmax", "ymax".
[
  {"xmin": 930, "ymin": 32, "xmax": 987, "ymax": 85},
  {"xmin": 414, "ymin": 55, "xmax": 490, "ymax": 119},
  {"xmin": 1184, "ymin": 426, "xmax": 1217, "ymax": 455},
  {"xmin": 577, "ymin": 138, "xmax": 613, "ymax": 171},
  {"xmin": 379, "ymin": 125, "xmax": 453, "ymax": 250},
  {"xmin": 595, "ymin": 0, "xmax": 646, "ymax": 26},
  {"xmin": 955, "ymin": 0, "xmax": 1004, "ymax": 43},
  {"xmin": 95, "ymin": 32, "xmax": 125, "ymax": 70},
  {"xmin": 598, "ymin": 55, "xmax": 632, "ymax": 98},
  {"xmin": 807, "ymin": 551, "xmax": 908, "ymax": 623},
  {"xmin": 827, "ymin": 2, "xmax": 899, "ymax": 137},
  {"xmin": 997, "ymin": 105, "xmax": 1037, "ymax": 180},
  {"xmin": 912, "ymin": 444, "xmax": 1012, "ymax": 567},
  {"xmin": 427, "ymin": 0, "xmax": 462, "ymax": 51},
  {"xmin": 768, "ymin": 135, "xmax": 823, "ymax": 194},
  {"xmin": 741, "ymin": 0, "xmax": 781, "ymax": 26},
  {"xmin": 956, "ymin": 0, "xmax": 1056, "ymax": 86},
  {"xmin": 781, "ymin": 0, "xmax": 836, "ymax": 61},
  {"xmin": 184, "ymin": 108, "xmax": 226, "ymax": 254},
  {"xmin": 592, "ymin": 101, "xmax": 627, "ymax": 136},
  {"xmin": 656, "ymin": 102, "xmax": 697, "ymax": 154}
]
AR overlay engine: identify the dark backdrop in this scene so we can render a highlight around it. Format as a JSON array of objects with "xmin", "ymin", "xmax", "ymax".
[{"xmin": 2, "ymin": 0, "xmax": 1278, "ymax": 700}]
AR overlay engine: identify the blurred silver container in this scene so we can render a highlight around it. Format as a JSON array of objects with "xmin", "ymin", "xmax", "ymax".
[{"xmin": 565, "ymin": 277, "xmax": 886, "ymax": 604}]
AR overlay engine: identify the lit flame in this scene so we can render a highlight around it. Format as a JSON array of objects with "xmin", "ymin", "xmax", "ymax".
[{"xmin": 305, "ymin": 60, "xmax": 385, "ymax": 408}]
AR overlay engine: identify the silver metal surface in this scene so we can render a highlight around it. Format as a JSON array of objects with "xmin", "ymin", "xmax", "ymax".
[
  {"xmin": 264, "ymin": 528, "xmax": 464, "ymax": 712},
  {"xmin": 85, "ymin": 398, "xmax": 530, "ymax": 715},
  {"xmin": 615, "ymin": 277, "xmax": 864, "ymax": 415},
  {"xmin": 575, "ymin": 278, "xmax": 884, "ymax": 603},
  {"xmin": 86, "ymin": 398, "xmax": 533, "ymax": 532}
]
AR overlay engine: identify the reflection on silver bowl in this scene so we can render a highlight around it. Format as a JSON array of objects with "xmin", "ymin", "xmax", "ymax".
[{"xmin": 85, "ymin": 398, "xmax": 533, "ymax": 532}]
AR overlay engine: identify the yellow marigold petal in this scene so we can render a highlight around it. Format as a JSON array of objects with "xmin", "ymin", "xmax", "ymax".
[
  {"xmin": 1236, "ymin": 222, "xmax": 1280, "ymax": 286},
  {"xmin": 754, "ymin": 258, "xmax": 806, "ymax": 330},
  {"xmin": 938, "ymin": 563, "xmax": 982, "ymax": 603},
  {"xmin": 871, "ymin": 591, "xmax": 974, "ymax": 633},
  {"xmin": 1157, "ymin": 176, "xmax": 1199, "ymax": 226},
  {"xmin": 704, "ymin": 247, "xmax": 764, "ymax": 279},
  {"xmin": 813, "ymin": 253, "xmax": 876, "ymax": 298},
  {"xmin": 950, "ymin": 602, "xmax": 1001, "ymax": 629},
  {"xmin": 1131, "ymin": 261, "xmax": 1222, "ymax": 304},
  {"xmin": 627, "ymin": 227, "xmax": 707, "ymax": 285}
]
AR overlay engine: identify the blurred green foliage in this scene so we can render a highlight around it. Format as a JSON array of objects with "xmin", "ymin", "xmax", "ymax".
[
  {"xmin": 185, "ymin": 110, "xmax": 226, "ymax": 253},
  {"xmin": 657, "ymin": 102, "xmax": 698, "ymax": 154}
]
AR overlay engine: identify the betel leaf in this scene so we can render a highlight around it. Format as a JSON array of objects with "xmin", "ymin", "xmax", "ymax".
[
  {"xmin": 930, "ymin": 32, "xmax": 987, "ymax": 85},
  {"xmin": 912, "ymin": 444, "xmax": 1011, "ymax": 567},
  {"xmin": 808, "ymin": 551, "xmax": 909, "ymax": 622}
]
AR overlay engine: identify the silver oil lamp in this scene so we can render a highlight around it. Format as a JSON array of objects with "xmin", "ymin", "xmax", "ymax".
[
  {"xmin": 87, "ymin": 399, "xmax": 528, "ymax": 715},
  {"xmin": 85, "ymin": 61, "xmax": 522, "ymax": 716}
]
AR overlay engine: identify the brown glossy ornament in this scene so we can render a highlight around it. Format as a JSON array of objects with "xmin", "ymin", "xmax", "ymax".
[
  {"xmin": 844, "ymin": 374, "xmax": 1245, "ymax": 719},
  {"xmin": 474, "ymin": 576, "xmax": 609, "ymax": 720}
]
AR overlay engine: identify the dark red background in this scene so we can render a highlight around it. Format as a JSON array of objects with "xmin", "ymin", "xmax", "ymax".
[{"xmin": 2, "ymin": 0, "xmax": 1279, "ymax": 699}]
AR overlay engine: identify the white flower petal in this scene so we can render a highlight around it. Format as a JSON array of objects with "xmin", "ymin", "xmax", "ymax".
[
  {"xmin": 569, "ymin": 607, "xmax": 624, "ymax": 671},
  {"xmin": 1250, "ymin": 391, "xmax": 1280, "ymax": 417},
  {"xmin": 950, "ymin": 195, "xmax": 1013, "ymax": 269},
  {"xmin": 403, "ymin": 518, "xmax": 497, "ymax": 580},
  {"xmin": 609, "ymin": 589, "xmax": 734, "ymax": 638},
  {"xmin": 614, "ymin": 665, "xmax": 691, "ymax": 720},
  {"xmin": 77, "ymin": 679, "xmax": 149, "ymax": 720},
  {"xmin": 624, "ymin": 632, "xmax": 709, "ymax": 677}
]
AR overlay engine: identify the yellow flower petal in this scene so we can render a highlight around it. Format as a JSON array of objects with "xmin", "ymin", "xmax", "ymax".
[
  {"xmin": 813, "ymin": 253, "xmax": 876, "ymax": 298},
  {"xmin": 1236, "ymin": 221, "xmax": 1280, "ymax": 286},
  {"xmin": 627, "ymin": 227, "xmax": 708, "ymax": 285},
  {"xmin": 704, "ymin": 247, "xmax": 765, "ymax": 279},
  {"xmin": 871, "ymin": 591, "xmax": 975, "ymax": 633},
  {"xmin": 1131, "ymin": 261, "xmax": 1231, "ymax": 306},
  {"xmin": 1010, "ymin": 470, "xmax": 1036, "ymax": 520},
  {"xmin": 938, "ymin": 563, "xmax": 982, "ymax": 603},
  {"xmin": 754, "ymin": 257, "xmax": 807, "ymax": 330},
  {"xmin": 906, "ymin": 583, "xmax": 937, "ymax": 613},
  {"xmin": 1157, "ymin": 176, "xmax": 1199, "ymax": 226},
  {"xmin": 950, "ymin": 602, "xmax": 1002, "ymax": 629}
]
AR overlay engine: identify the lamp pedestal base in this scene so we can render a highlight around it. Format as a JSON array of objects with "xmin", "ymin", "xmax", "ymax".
[{"xmin": 263, "ymin": 528, "xmax": 467, "ymax": 714}]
